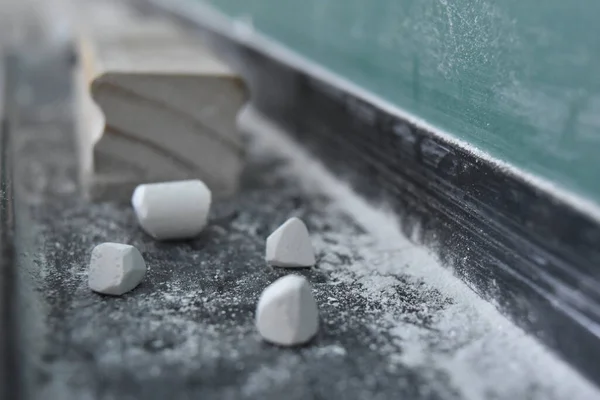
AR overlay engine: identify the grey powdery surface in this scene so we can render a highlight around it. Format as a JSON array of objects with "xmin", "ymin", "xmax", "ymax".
[{"xmin": 10, "ymin": 57, "xmax": 598, "ymax": 399}]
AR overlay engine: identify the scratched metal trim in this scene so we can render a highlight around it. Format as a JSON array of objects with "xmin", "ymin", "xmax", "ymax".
[
  {"xmin": 0, "ymin": 52, "xmax": 21, "ymax": 400},
  {"xmin": 139, "ymin": 0, "xmax": 600, "ymax": 386}
]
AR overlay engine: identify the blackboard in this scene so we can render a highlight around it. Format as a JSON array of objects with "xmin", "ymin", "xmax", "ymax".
[{"xmin": 205, "ymin": 0, "xmax": 600, "ymax": 205}]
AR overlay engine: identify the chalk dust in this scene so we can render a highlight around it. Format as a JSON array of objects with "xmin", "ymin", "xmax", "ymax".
[{"xmin": 242, "ymin": 106, "xmax": 600, "ymax": 400}]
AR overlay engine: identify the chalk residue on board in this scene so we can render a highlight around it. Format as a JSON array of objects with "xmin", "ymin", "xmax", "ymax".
[{"xmin": 367, "ymin": 0, "xmax": 522, "ymax": 84}]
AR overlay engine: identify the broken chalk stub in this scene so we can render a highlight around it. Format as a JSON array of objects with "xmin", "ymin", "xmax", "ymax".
[
  {"xmin": 132, "ymin": 179, "xmax": 212, "ymax": 240},
  {"xmin": 266, "ymin": 217, "xmax": 316, "ymax": 267},
  {"xmin": 88, "ymin": 242, "xmax": 146, "ymax": 295},
  {"xmin": 256, "ymin": 275, "xmax": 319, "ymax": 346}
]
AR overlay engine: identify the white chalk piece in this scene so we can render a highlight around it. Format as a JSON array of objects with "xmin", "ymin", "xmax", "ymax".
[
  {"xmin": 88, "ymin": 242, "xmax": 146, "ymax": 295},
  {"xmin": 265, "ymin": 217, "xmax": 316, "ymax": 267},
  {"xmin": 132, "ymin": 179, "xmax": 212, "ymax": 240},
  {"xmin": 256, "ymin": 275, "xmax": 319, "ymax": 346}
]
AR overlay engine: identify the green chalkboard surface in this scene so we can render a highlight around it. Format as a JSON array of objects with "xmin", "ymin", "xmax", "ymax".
[{"xmin": 206, "ymin": 0, "xmax": 600, "ymax": 205}]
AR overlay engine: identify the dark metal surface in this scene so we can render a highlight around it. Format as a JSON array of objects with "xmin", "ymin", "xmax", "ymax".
[
  {"xmin": 140, "ymin": 0, "xmax": 600, "ymax": 388},
  {"xmin": 0, "ymin": 52, "xmax": 22, "ymax": 400},
  {"xmin": 9, "ymin": 51, "xmax": 461, "ymax": 400}
]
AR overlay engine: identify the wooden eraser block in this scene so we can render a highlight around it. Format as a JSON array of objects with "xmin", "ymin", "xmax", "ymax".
[{"xmin": 74, "ymin": 8, "xmax": 247, "ymax": 202}]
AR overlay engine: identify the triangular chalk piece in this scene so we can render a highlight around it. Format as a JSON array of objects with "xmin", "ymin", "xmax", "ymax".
[
  {"xmin": 256, "ymin": 275, "xmax": 319, "ymax": 346},
  {"xmin": 265, "ymin": 217, "xmax": 316, "ymax": 267}
]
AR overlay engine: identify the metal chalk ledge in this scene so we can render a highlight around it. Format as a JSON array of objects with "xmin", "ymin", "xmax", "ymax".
[{"xmin": 140, "ymin": 0, "xmax": 600, "ymax": 386}]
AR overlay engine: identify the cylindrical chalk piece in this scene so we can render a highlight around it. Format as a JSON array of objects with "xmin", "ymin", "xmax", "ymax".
[{"xmin": 131, "ymin": 179, "xmax": 212, "ymax": 240}]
